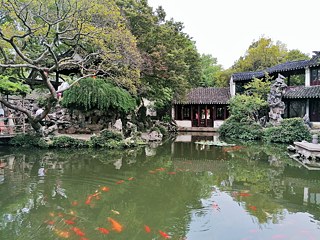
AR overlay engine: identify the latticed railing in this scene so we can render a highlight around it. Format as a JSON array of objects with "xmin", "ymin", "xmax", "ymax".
[{"xmin": 0, "ymin": 116, "xmax": 31, "ymax": 136}]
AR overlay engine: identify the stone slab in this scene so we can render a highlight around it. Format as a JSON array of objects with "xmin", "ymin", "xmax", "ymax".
[{"xmin": 294, "ymin": 142, "xmax": 320, "ymax": 152}]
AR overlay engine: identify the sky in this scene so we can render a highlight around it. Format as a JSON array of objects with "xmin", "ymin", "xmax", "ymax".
[{"xmin": 148, "ymin": 0, "xmax": 320, "ymax": 69}]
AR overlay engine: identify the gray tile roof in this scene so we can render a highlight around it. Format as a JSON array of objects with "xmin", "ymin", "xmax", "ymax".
[
  {"xmin": 232, "ymin": 71, "xmax": 265, "ymax": 81},
  {"xmin": 284, "ymin": 86, "xmax": 320, "ymax": 99},
  {"xmin": 174, "ymin": 87, "xmax": 231, "ymax": 104},
  {"xmin": 232, "ymin": 53, "xmax": 320, "ymax": 82},
  {"xmin": 266, "ymin": 60, "xmax": 311, "ymax": 74}
]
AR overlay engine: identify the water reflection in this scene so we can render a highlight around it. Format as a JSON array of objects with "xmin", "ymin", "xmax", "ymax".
[{"xmin": 0, "ymin": 135, "xmax": 320, "ymax": 239}]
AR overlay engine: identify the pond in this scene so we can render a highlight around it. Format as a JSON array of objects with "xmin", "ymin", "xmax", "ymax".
[{"xmin": 0, "ymin": 133, "xmax": 320, "ymax": 240}]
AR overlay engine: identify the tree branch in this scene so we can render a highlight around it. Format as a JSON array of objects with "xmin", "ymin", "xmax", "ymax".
[
  {"xmin": 0, "ymin": 98, "xmax": 33, "ymax": 119},
  {"xmin": 56, "ymin": 74, "xmax": 96, "ymax": 93},
  {"xmin": 0, "ymin": 63, "xmax": 39, "ymax": 69}
]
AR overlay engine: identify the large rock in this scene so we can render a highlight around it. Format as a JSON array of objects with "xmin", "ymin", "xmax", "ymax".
[
  {"xmin": 113, "ymin": 119, "xmax": 122, "ymax": 131},
  {"xmin": 86, "ymin": 124, "xmax": 104, "ymax": 132},
  {"xmin": 141, "ymin": 130, "xmax": 163, "ymax": 142},
  {"xmin": 66, "ymin": 126, "xmax": 76, "ymax": 134}
]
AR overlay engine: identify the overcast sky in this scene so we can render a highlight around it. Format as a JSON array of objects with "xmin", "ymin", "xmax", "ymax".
[{"xmin": 148, "ymin": 0, "xmax": 320, "ymax": 69}]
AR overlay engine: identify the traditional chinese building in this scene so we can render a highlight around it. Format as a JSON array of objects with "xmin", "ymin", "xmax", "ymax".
[
  {"xmin": 172, "ymin": 87, "xmax": 230, "ymax": 131},
  {"xmin": 230, "ymin": 51, "xmax": 320, "ymax": 124}
]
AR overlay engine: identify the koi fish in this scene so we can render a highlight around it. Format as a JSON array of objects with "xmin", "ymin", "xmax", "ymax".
[
  {"xmin": 108, "ymin": 217, "xmax": 123, "ymax": 232},
  {"xmin": 45, "ymin": 220, "xmax": 55, "ymax": 225},
  {"xmin": 49, "ymin": 212, "xmax": 55, "ymax": 217},
  {"xmin": 80, "ymin": 238, "xmax": 89, "ymax": 240},
  {"xmin": 111, "ymin": 209, "xmax": 120, "ymax": 215},
  {"xmin": 238, "ymin": 192, "xmax": 252, "ymax": 197},
  {"xmin": 156, "ymin": 168, "xmax": 166, "ymax": 171},
  {"xmin": 71, "ymin": 201, "xmax": 78, "ymax": 206},
  {"xmin": 64, "ymin": 219, "xmax": 75, "ymax": 225},
  {"xmin": 55, "ymin": 229, "xmax": 70, "ymax": 238},
  {"xmin": 223, "ymin": 146, "xmax": 244, "ymax": 152},
  {"xmin": 167, "ymin": 172, "xmax": 176, "ymax": 175},
  {"xmin": 101, "ymin": 186, "xmax": 110, "ymax": 192},
  {"xmin": 69, "ymin": 210, "xmax": 76, "ymax": 216},
  {"xmin": 72, "ymin": 227, "xmax": 85, "ymax": 237},
  {"xmin": 97, "ymin": 227, "xmax": 109, "ymax": 234},
  {"xmin": 92, "ymin": 192, "xmax": 100, "ymax": 197},
  {"xmin": 116, "ymin": 180, "xmax": 124, "ymax": 184},
  {"xmin": 144, "ymin": 225, "xmax": 151, "ymax": 233},
  {"xmin": 128, "ymin": 177, "xmax": 134, "ymax": 181},
  {"xmin": 249, "ymin": 205, "xmax": 257, "ymax": 211},
  {"xmin": 92, "ymin": 192, "xmax": 101, "ymax": 200},
  {"xmin": 212, "ymin": 201, "xmax": 220, "ymax": 211},
  {"xmin": 85, "ymin": 195, "xmax": 93, "ymax": 205},
  {"xmin": 159, "ymin": 230, "xmax": 170, "ymax": 239},
  {"xmin": 58, "ymin": 212, "xmax": 64, "ymax": 218}
]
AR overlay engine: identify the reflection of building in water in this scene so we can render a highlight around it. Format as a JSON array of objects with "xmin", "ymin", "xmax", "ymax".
[
  {"xmin": 173, "ymin": 133, "xmax": 222, "ymax": 159},
  {"xmin": 303, "ymin": 187, "xmax": 320, "ymax": 205},
  {"xmin": 283, "ymin": 166, "xmax": 320, "ymax": 213},
  {"xmin": 174, "ymin": 132, "xmax": 220, "ymax": 143}
]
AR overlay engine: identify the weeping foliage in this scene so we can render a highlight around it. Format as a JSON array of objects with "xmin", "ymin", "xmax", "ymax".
[{"xmin": 61, "ymin": 78, "xmax": 136, "ymax": 113}]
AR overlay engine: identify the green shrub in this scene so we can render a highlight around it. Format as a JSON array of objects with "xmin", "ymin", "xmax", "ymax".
[
  {"xmin": 9, "ymin": 134, "xmax": 48, "ymax": 148},
  {"xmin": 89, "ymin": 130, "xmax": 125, "ymax": 148},
  {"xmin": 263, "ymin": 118, "xmax": 311, "ymax": 143},
  {"xmin": 100, "ymin": 129, "xmax": 124, "ymax": 141},
  {"xmin": 228, "ymin": 94, "xmax": 268, "ymax": 122},
  {"xmin": 51, "ymin": 136, "xmax": 88, "ymax": 148},
  {"xmin": 219, "ymin": 116, "xmax": 263, "ymax": 140},
  {"xmin": 162, "ymin": 114, "xmax": 171, "ymax": 123},
  {"xmin": 157, "ymin": 124, "xmax": 168, "ymax": 136}
]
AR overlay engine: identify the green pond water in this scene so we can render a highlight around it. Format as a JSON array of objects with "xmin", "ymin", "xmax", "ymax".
[{"xmin": 0, "ymin": 134, "xmax": 320, "ymax": 240}]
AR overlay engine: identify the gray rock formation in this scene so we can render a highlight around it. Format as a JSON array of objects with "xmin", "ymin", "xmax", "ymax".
[{"xmin": 267, "ymin": 74, "xmax": 287, "ymax": 126}]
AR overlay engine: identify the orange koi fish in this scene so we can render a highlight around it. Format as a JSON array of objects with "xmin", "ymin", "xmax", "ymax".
[
  {"xmin": 167, "ymin": 172, "xmax": 176, "ymax": 175},
  {"xmin": 144, "ymin": 225, "xmax": 151, "ymax": 233},
  {"xmin": 238, "ymin": 192, "xmax": 252, "ymax": 197},
  {"xmin": 108, "ymin": 217, "xmax": 123, "ymax": 232},
  {"xmin": 72, "ymin": 227, "xmax": 85, "ymax": 237},
  {"xmin": 128, "ymin": 177, "xmax": 134, "ymax": 181},
  {"xmin": 85, "ymin": 195, "xmax": 93, "ymax": 205},
  {"xmin": 249, "ymin": 205, "xmax": 257, "ymax": 211},
  {"xmin": 45, "ymin": 220, "xmax": 55, "ymax": 225},
  {"xmin": 64, "ymin": 219, "xmax": 75, "ymax": 225},
  {"xmin": 71, "ymin": 200, "xmax": 78, "ymax": 206},
  {"xmin": 116, "ymin": 180, "xmax": 125, "ymax": 184},
  {"xmin": 101, "ymin": 186, "xmax": 110, "ymax": 192},
  {"xmin": 97, "ymin": 227, "xmax": 110, "ymax": 234},
  {"xmin": 159, "ymin": 230, "xmax": 170, "ymax": 239}
]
